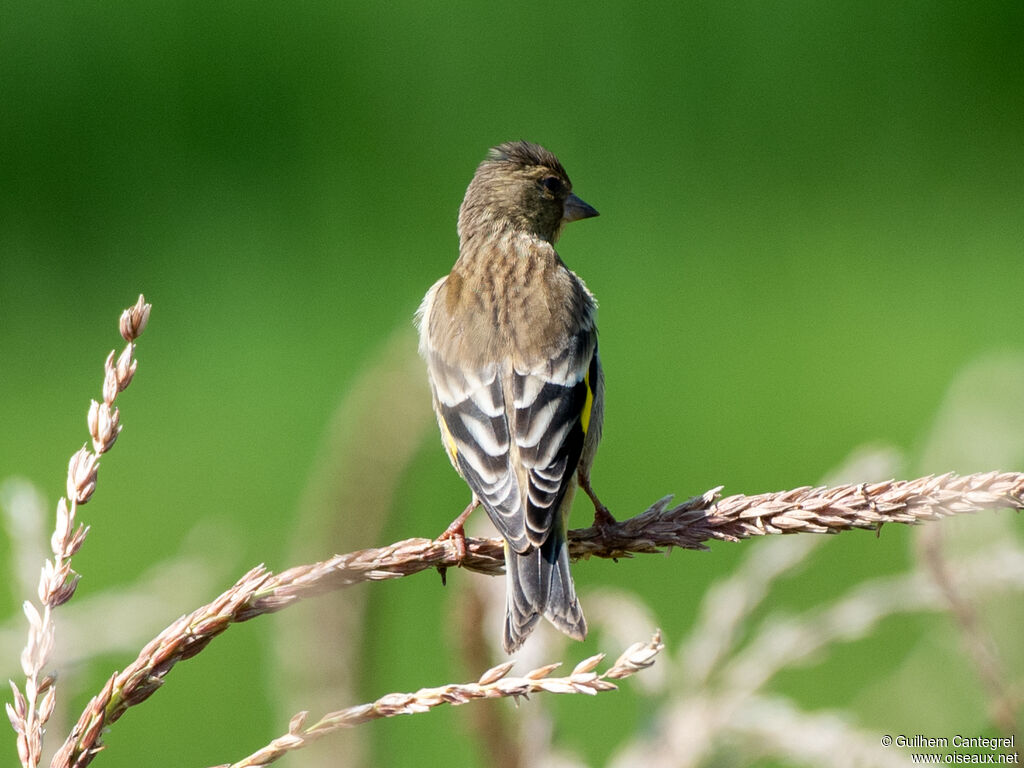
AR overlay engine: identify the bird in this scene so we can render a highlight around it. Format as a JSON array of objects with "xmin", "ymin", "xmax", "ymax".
[{"xmin": 416, "ymin": 140, "xmax": 609, "ymax": 653}]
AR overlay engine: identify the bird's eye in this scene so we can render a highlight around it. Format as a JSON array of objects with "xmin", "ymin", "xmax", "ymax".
[{"xmin": 540, "ymin": 176, "xmax": 564, "ymax": 195}]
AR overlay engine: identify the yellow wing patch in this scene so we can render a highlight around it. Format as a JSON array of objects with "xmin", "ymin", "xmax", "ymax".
[
  {"xmin": 581, "ymin": 368, "xmax": 594, "ymax": 435},
  {"xmin": 439, "ymin": 414, "xmax": 459, "ymax": 461}
]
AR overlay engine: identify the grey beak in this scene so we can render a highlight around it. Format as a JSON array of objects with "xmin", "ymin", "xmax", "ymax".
[{"xmin": 562, "ymin": 193, "xmax": 599, "ymax": 223}]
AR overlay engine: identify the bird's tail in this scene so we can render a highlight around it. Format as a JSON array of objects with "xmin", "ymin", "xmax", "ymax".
[{"xmin": 503, "ymin": 530, "xmax": 587, "ymax": 654}]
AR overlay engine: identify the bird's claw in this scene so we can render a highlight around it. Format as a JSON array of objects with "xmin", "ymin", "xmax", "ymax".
[
  {"xmin": 439, "ymin": 522, "xmax": 468, "ymax": 562},
  {"xmin": 579, "ymin": 473, "xmax": 616, "ymax": 533},
  {"xmin": 591, "ymin": 503, "xmax": 617, "ymax": 533},
  {"xmin": 438, "ymin": 498, "xmax": 479, "ymax": 566}
]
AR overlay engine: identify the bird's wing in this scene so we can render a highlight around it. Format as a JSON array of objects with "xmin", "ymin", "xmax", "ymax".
[
  {"xmin": 510, "ymin": 330, "xmax": 597, "ymax": 549},
  {"xmin": 423, "ymin": 324, "xmax": 597, "ymax": 554},
  {"xmin": 424, "ymin": 349, "xmax": 527, "ymax": 549}
]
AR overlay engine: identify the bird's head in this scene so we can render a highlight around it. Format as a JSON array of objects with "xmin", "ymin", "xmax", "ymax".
[{"xmin": 458, "ymin": 141, "xmax": 598, "ymax": 244}]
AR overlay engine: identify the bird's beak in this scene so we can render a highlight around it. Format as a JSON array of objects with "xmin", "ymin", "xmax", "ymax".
[{"xmin": 562, "ymin": 193, "xmax": 599, "ymax": 223}]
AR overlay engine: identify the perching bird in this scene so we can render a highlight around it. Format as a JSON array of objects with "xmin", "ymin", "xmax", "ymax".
[{"xmin": 417, "ymin": 140, "xmax": 607, "ymax": 653}]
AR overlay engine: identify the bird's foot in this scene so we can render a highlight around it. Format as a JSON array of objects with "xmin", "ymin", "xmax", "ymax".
[
  {"xmin": 591, "ymin": 503, "xmax": 617, "ymax": 533},
  {"xmin": 579, "ymin": 473, "xmax": 616, "ymax": 532},
  {"xmin": 438, "ymin": 498, "xmax": 480, "ymax": 564}
]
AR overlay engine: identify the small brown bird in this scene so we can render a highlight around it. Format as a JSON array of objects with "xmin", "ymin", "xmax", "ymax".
[{"xmin": 417, "ymin": 141, "xmax": 607, "ymax": 653}]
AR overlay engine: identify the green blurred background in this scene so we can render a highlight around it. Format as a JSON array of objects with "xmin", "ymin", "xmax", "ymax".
[{"xmin": 2, "ymin": 2, "xmax": 1022, "ymax": 766}]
